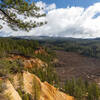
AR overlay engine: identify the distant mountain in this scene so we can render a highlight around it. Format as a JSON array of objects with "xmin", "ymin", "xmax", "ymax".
[{"xmin": 10, "ymin": 36, "xmax": 100, "ymax": 41}]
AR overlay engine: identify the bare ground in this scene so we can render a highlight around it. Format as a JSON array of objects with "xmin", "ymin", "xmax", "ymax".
[{"xmin": 55, "ymin": 51, "xmax": 100, "ymax": 84}]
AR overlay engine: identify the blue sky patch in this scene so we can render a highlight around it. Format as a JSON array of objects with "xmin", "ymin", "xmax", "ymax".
[{"xmin": 32, "ymin": 0, "xmax": 100, "ymax": 8}]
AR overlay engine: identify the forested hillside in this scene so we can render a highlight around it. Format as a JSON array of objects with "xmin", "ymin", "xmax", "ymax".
[
  {"xmin": 39, "ymin": 38, "xmax": 100, "ymax": 58},
  {"xmin": 0, "ymin": 38, "xmax": 58, "ymax": 86},
  {"xmin": 0, "ymin": 38, "xmax": 40, "ymax": 57},
  {"xmin": 0, "ymin": 37, "xmax": 100, "ymax": 100}
]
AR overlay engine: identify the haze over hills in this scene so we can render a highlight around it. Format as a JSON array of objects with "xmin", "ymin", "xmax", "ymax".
[{"xmin": 9, "ymin": 36, "xmax": 100, "ymax": 41}]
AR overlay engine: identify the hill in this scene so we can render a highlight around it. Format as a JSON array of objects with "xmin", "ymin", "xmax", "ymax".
[
  {"xmin": 0, "ymin": 37, "xmax": 100, "ymax": 100},
  {"xmin": 0, "ymin": 71, "xmax": 74, "ymax": 100}
]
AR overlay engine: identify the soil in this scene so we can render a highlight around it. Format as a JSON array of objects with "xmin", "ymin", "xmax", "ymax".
[{"xmin": 55, "ymin": 50, "xmax": 100, "ymax": 84}]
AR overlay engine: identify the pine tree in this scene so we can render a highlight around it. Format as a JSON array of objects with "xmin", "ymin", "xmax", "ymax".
[
  {"xmin": 32, "ymin": 77, "xmax": 41, "ymax": 100},
  {"xmin": 0, "ymin": 0, "xmax": 46, "ymax": 31}
]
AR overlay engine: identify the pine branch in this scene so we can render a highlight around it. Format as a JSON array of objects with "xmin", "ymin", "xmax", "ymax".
[{"xmin": 0, "ymin": 8, "xmax": 18, "ymax": 24}]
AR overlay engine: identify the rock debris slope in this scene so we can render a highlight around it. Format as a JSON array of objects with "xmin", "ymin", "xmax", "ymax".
[{"xmin": 1, "ymin": 72, "xmax": 74, "ymax": 100}]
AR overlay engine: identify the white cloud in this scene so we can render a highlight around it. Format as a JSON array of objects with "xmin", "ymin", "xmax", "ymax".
[
  {"xmin": 36, "ymin": 1, "xmax": 56, "ymax": 12},
  {"xmin": 1, "ymin": 1, "xmax": 100, "ymax": 38}
]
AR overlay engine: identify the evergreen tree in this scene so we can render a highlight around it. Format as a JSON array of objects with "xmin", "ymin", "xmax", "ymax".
[{"xmin": 0, "ymin": 0, "xmax": 46, "ymax": 31}]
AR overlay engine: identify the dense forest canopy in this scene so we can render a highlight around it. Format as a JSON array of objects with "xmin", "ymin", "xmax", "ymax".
[
  {"xmin": 0, "ymin": 0, "xmax": 46, "ymax": 31},
  {"xmin": 39, "ymin": 38, "xmax": 100, "ymax": 58}
]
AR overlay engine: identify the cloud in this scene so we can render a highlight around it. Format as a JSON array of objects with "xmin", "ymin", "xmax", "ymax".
[
  {"xmin": 36, "ymin": 1, "xmax": 56, "ymax": 12},
  {"xmin": 1, "ymin": 1, "xmax": 100, "ymax": 38}
]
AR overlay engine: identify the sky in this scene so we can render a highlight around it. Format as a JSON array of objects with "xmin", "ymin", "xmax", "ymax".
[
  {"xmin": 1, "ymin": 0, "xmax": 100, "ymax": 38},
  {"xmin": 33, "ymin": 0, "xmax": 100, "ymax": 8}
]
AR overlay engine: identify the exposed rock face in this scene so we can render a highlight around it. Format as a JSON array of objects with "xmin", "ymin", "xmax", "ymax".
[
  {"xmin": 41, "ymin": 82, "xmax": 73, "ymax": 100},
  {"xmin": 13, "ymin": 73, "xmax": 22, "ymax": 89},
  {"xmin": 4, "ymin": 54, "xmax": 47, "ymax": 68},
  {"xmin": 23, "ymin": 72, "xmax": 74, "ymax": 100},
  {"xmin": 35, "ymin": 47, "xmax": 47, "ymax": 55},
  {"xmin": 23, "ymin": 58, "xmax": 47, "ymax": 68},
  {"xmin": 3, "ymin": 79, "xmax": 22, "ymax": 100},
  {"xmin": 1, "ymin": 72, "xmax": 74, "ymax": 100}
]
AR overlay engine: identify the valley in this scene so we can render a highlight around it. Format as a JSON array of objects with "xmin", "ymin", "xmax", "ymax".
[
  {"xmin": 0, "ymin": 0, "xmax": 100, "ymax": 99},
  {"xmin": 0, "ymin": 37, "xmax": 100, "ymax": 100},
  {"xmin": 55, "ymin": 50, "xmax": 100, "ymax": 84}
]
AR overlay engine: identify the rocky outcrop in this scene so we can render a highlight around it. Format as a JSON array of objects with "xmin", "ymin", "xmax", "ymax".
[
  {"xmin": 23, "ymin": 58, "xmax": 47, "ymax": 68},
  {"xmin": 1, "ymin": 72, "xmax": 74, "ymax": 100},
  {"xmin": 3, "ymin": 79, "xmax": 22, "ymax": 100},
  {"xmin": 4, "ymin": 54, "xmax": 47, "ymax": 68},
  {"xmin": 35, "ymin": 47, "xmax": 47, "ymax": 55},
  {"xmin": 23, "ymin": 72, "xmax": 74, "ymax": 100}
]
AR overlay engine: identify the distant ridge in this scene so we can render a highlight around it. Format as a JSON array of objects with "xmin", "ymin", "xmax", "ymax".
[{"xmin": 9, "ymin": 36, "xmax": 100, "ymax": 41}]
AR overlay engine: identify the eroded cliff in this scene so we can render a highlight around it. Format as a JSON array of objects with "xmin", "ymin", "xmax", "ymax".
[{"xmin": 0, "ymin": 72, "xmax": 74, "ymax": 100}]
